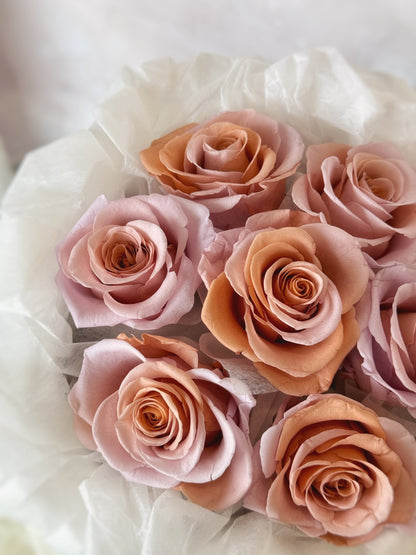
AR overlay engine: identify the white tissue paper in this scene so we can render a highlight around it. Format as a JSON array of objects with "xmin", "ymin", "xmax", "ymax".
[{"xmin": 1, "ymin": 47, "xmax": 416, "ymax": 554}]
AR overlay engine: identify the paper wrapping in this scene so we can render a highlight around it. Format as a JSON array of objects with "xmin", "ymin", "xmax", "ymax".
[{"xmin": 1, "ymin": 47, "xmax": 416, "ymax": 554}]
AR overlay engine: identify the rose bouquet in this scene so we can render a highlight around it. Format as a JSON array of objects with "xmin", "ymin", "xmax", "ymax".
[{"xmin": 1, "ymin": 48, "xmax": 416, "ymax": 555}]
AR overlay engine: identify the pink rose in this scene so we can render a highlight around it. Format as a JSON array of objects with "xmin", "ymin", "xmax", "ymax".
[
  {"xmin": 69, "ymin": 334, "xmax": 255, "ymax": 511},
  {"xmin": 140, "ymin": 109, "xmax": 304, "ymax": 229},
  {"xmin": 291, "ymin": 142, "xmax": 416, "ymax": 267},
  {"xmin": 347, "ymin": 265, "xmax": 416, "ymax": 417},
  {"xmin": 245, "ymin": 394, "xmax": 416, "ymax": 546},
  {"xmin": 201, "ymin": 209, "xmax": 369, "ymax": 395},
  {"xmin": 56, "ymin": 194, "xmax": 215, "ymax": 328}
]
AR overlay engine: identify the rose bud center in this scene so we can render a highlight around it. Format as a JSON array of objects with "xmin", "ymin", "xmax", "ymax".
[
  {"xmin": 101, "ymin": 229, "xmax": 153, "ymax": 274},
  {"xmin": 130, "ymin": 387, "xmax": 191, "ymax": 449}
]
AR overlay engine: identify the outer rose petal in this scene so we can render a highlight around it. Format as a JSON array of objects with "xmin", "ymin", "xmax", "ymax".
[
  {"xmin": 201, "ymin": 272, "xmax": 253, "ymax": 360},
  {"xmin": 68, "ymin": 339, "xmax": 146, "ymax": 426},
  {"xmin": 380, "ymin": 417, "xmax": 416, "ymax": 523},
  {"xmin": 117, "ymin": 333, "xmax": 200, "ymax": 369},
  {"xmin": 254, "ymin": 308, "xmax": 359, "ymax": 395},
  {"xmin": 349, "ymin": 264, "xmax": 416, "ymax": 415},
  {"xmin": 179, "ymin": 420, "xmax": 253, "ymax": 511},
  {"xmin": 242, "ymin": 441, "xmax": 272, "ymax": 516},
  {"xmin": 55, "ymin": 269, "xmax": 124, "ymax": 327}
]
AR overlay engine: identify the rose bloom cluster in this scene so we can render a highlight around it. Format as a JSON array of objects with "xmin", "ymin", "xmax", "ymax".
[{"xmin": 56, "ymin": 109, "xmax": 416, "ymax": 546}]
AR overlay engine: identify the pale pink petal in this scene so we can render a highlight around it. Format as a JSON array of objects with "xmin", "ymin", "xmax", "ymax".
[
  {"xmin": 243, "ymin": 442, "xmax": 270, "ymax": 516},
  {"xmin": 72, "ymin": 412, "xmax": 97, "ymax": 450},
  {"xmin": 146, "ymin": 195, "xmax": 216, "ymax": 266},
  {"xmin": 93, "ymin": 196, "xmax": 159, "ymax": 229},
  {"xmin": 259, "ymin": 421, "xmax": 283, "ymax": 478},
  {"xmin": 56, "ymin": 269, "xmax": 125, "ymax": 326},
  {"xmin": 381, "ymin": 417, "xmax": 416, "ymax": 484},
  {"xmin": 57, "ymin": 195, "xmax": 108, "ymax": 271},
  {"xmin": 68, "ymin": 339, "xmax": 145, "ymax": 423},
  {"xmin": 198, "ymin": 227, "xmax": 242, "ymax": 288},
  {"xmin": 103, "ymin": 270, "xmax": 177, "ymax": 319},
  {"xmin": 181, "ymin": 418, "xmax": 253, "ymax": 511}
]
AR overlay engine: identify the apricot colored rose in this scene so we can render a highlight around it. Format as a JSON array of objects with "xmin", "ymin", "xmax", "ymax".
[
  {"xmin": 348, "ymin": 264, "xmax": 416, "ymax": 418},
  {"xmin": 69, "ymin": 334, "xmax": 255, "ymax": 511},
  {"xmin": 140, "ymin": 109, "xmax": 304, "ymax": 228},
  {"xmin": 201, "ymin": 209, "xmax": 369, "ymax": 395},
  {"xmin": 291, "ymin": 142, "xmax": 416, "ymax": 267},
  {"xmin": 56, "ymin": 193, "xmax": 214, "ymax": 328},
  {"xmin": 245, "ymin": 394, "xmax": 416, "ymax": 545}
]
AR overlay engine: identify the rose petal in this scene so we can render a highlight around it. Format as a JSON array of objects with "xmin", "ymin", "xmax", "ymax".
[
  {"xmin": 68, "ymin": 339, "xmax": 145, "ymax": 424},
  {"xmin": 92, "ymin": 392, "xmax": 180, "ymax": 488},
  {"xmin": 180, "ymin": 419, "xmax": 253, "ymax": 511}
]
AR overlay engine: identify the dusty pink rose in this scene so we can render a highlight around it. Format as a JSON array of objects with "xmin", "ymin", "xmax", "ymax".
[
  {"xmin": 68, "ymin": 334, "xmax": 255, "ymax": 511},
  {"xmin": 201, "ymin": 209, "xmax": 369, "ymax": 395},
  {"xmin": 347, "ymin": 265, "xmax": 416, "ymax": 417},
  {"xmin": 140, "ymin": 109, "xmax": 304, "ymax": 229},
  {"xmin": 245, "ymin": 394, "xmax": 416, "ymax": 546},
  {"xmin": 291, "ymin": 142, "xmax": 416, "ymax": 267},
  {"xmin": 56, "ymin": 194, "xmax": 215, "ymax": 328}
]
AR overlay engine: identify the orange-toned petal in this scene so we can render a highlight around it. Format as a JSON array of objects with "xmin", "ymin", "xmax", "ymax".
[
  {"xmin": 244, "ymin": 309, "xmax": 346, "ymax": 375},
  {"xmin": 275, "ymin": 395, "xmax": 385, "ymax": 465},
  {"xmin": 245, "ymin": 228, "xmax": 320, "ymax": 272},
  {"xmin": 254, "ymin": 359, "xmax": 337, "ymax": 395},
  {"xmin": 202, "ymin": 272, "xmax": 255, "ymax": 360},
  {"xmin": 244, "ymin": 144, "xmax": 277, "ymax": 183},
  {"xmin": 117, "ymin": 333, "xmax": 199, "ymax": 369},
  {"xmin": 139, "ymin": 123, "xmax": 196, "ymax": 174},
  {"xmin": 253, "ymin": 308, "xmax": 359, "ymax": 394}
]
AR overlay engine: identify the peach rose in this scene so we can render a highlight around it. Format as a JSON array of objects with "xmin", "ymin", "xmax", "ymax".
[
  {"xmin": 56, "ymin": 193, "xmax": 214, "ymax": 328},
  {"xmin": 291, "ymin": 142, "xmax": 416, "ymax": 267},
  {"xmin": 245, "ymin": 394, "xmax": 416, "ymax": 546},
  {"xmin": 69, "ymin": 334, "xmax": 255, "ymax": 511},
  {"xmin": 140, "ymin": 109, "xmax": 304, "ymax": 229},
  {"xmin": 347, "ymin": 265, "xmax": 416, "ymax": 418},
  {"xmin": 201, "ymin": 209, "xmax": 369, "ymax": 395}
]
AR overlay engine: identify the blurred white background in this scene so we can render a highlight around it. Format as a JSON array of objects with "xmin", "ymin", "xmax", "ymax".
[{"xmin": 1, "ymin": 0, "xmax": 416, "ymax": 166}]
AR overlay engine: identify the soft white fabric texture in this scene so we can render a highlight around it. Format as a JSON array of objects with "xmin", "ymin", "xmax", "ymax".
[{"xmin": 1, "ymin": 49, "xmax": 416, "ymax": 554}]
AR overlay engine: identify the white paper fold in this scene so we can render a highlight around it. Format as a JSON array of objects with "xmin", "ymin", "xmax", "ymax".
[{"xmin": 1, "ymin": 48, "xmax": 416, "ymax": 554}]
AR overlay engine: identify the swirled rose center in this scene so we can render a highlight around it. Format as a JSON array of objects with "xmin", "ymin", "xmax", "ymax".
[
  {"xmin": 323, "ymin": 477, "xmax": 354, "ymax": 497},
  {"xmin": 186, "ymin": 123, "xmax": 254, "ymax": 174},
  {"xmin": 264, "ymin": 262, "xmax": 324, "ymax": 324},
  {"xmin": 300, "ymin": 461, "xmax": 377, "ymax": 513},
  {"xmin": 352, "ymin": 154, "xmax": 402, "ymax": 201},
  {"xmin": 102, "ymin": 229, "xmax": 153, "ymax": 274},
  {"xmin": 129, "ymin": 386, "xmax": 192, "ymax": 449},
  {"xmin": 274, "ymin": 264, "xmax": 321, "ymax": 309},
  {"xmin": 210, "ymin": 136, "xmax": 238, "ymax": 151}
]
